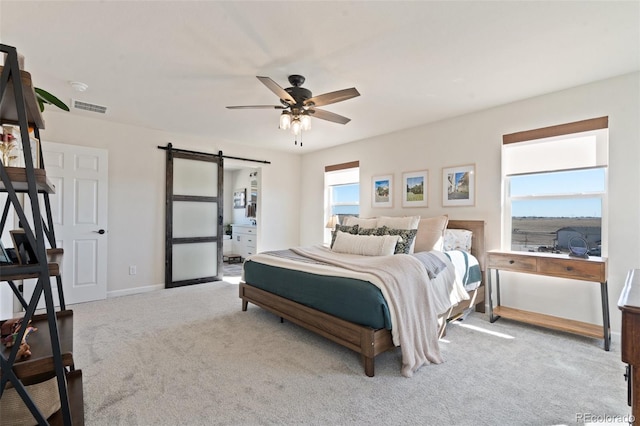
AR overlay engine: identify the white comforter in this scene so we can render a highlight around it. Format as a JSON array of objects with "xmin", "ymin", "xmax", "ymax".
[{"xmin": 245, "ymin": 245, "xmax": 469, "ymax": 377}]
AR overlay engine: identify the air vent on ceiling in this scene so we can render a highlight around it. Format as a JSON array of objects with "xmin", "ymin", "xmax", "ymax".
[{"xmin": 72, "ymin": 99, "xmax": 108, "ymax": 114}]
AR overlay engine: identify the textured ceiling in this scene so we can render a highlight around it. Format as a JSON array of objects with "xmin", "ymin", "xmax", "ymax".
[{"xmin": 1, "ymin": 1, "xmax": 638, "ymax": 153}]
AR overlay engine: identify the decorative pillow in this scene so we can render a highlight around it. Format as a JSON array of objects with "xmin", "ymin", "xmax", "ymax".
[
  {"xmin": 376, "ymin": 216, "xmax": 420, "ymax": 252},
  {"xmin": 342, "ymin": 216, "xmax": 378, "ymax": 229},
  {"xmin": 331, "ymin": 231, "xmax": 401, "ymax": 256},
  {"xmin": 371, "ymin": 226, "xmax": 418, "ymax": 254},
  {"xmin": 414, "ymin": 215, "xmax": 449, "ymax": 252},
  {"xmin": 356, "ymin": 227, "xmax": 378, "ymax": 236},
  {"xmin": 443, "ymin": 229, "xmax": 473, "ymax": 252},
  {"xmin": 376, "ymin": 215, "xmax": 420, "ymax": 231},
  {"xmin": 331, "ymin": 224, "xmax": 359, "ymax": 248}
]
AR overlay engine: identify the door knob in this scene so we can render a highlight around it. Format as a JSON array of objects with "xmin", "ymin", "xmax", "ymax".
[{"xmin": 94, "ymin": 229, "xmax": 106, "ymax": 234}]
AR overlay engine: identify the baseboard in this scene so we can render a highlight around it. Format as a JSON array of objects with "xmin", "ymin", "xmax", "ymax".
[{"xmin": 107, "ymin": 283, "xmax": 164, "ymax": 299}]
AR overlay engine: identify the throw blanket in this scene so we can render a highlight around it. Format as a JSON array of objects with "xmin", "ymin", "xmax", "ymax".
[
  {"xmin": 444, "ymin": 250, "xmax": 482, "ymax": 291},
  {"xmin": 286, "ymin": 246, "xmax": 452, "ymax": 377},
  {"xmin": 411, "ymin": 251, "xmax": 448, "ymax": 279}
]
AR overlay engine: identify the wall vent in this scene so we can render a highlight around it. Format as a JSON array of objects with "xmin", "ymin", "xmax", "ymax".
[{"xmin": 72, "ymin": 99, "xmax": 108, "ymax": 114}]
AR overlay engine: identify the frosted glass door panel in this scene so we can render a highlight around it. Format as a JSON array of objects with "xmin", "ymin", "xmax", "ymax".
[
  {"xmin": 172, "ymin": 242, "xmax": 218, "ymax": 281},
  {"xmin": 173, "ymin": 201, "xmax": 218, "ymax": 238},
  {"xmin": 173, "ymin": 158, "xmax": 218, "ymax": 197}
]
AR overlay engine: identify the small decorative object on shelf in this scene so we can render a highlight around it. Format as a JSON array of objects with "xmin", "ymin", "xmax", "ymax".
[
  {"xmin": 0, "ymin": 127, "xmax": 17, "ymax": 166},
  {"xmin": 1, "ymin": 124, "xmax": 40, "ymax": 168},
  {"xmin": 568, "ymin": 236, "xmax": 590, "ymax": 258}
]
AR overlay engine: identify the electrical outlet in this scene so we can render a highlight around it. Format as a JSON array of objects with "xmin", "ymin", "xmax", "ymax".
[{"xmin": 129, "ymin": 265, "xmax": 137, "ymax": 275}]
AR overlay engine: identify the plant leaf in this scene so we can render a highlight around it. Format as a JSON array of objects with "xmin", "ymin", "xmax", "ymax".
[{"xmin": 34, "ymin": 87, "xmax": 70, "ymax": 111}]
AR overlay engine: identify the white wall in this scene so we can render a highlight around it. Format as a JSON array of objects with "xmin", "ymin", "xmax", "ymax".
[
  {"xmin": 300, "ymin": 72, "xmax": 640, "ymax": 334},
  {"xmin": 38, "ymin": 111, "xmax": 301, "ymax": 297}
]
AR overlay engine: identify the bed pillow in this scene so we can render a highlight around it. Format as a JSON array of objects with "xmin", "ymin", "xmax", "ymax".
[
  {"xmin": 330, "ymin": 224, "xmax": 359, "ymax": 248},
  {"xmin": 367, "ymin": 226, "xmax": 418, "ymax": 254},
  {"xmin": 443, "ymin": 229, "xmax": 473, "ymax": 252},
  {"xmin": 343, "ymin": 216, "xmax": 378, "ymax": 229},
  {"xmin": 376, "ymin": 215, "xmax": 420, "ymax": 231},
  {"xmin": 331, "ymin": 231, "xmax": 401, "ymax": 256},
  {"xmin": 377, "ymin": 215, "xmax": 421, "ymax": 252},
  {"xmin": 413, "ymin": 215, "xmax": 449, "ymax": 252}
]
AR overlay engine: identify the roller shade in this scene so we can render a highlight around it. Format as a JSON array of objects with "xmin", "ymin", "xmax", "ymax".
[{"xmin": 502, "ymin": 118, "xmax": 608, "ymax": 176}]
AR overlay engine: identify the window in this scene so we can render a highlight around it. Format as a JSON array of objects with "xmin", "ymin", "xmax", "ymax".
[
  {"xmin": 324, "ymin": 161, "xmax": 359, "ymax": 243},
  {"xmin": 502, "ymin": 117, "xmax": 608, "ymax": 256},
  {"xmin": 329, "ymin": 182, "xmax": 360, "ymax": 222}
]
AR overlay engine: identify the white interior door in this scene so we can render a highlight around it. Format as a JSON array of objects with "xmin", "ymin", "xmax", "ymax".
[{"xmin": 24, "ymin": 142, "xmax": 108, "ymax": 306}]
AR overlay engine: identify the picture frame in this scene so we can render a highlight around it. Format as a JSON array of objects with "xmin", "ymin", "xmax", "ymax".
[
  {"xmin": 28, "ymin": 136, "xmax": 40, "ymax": 169},
  {"xmin": 233, "ymin": 188, "xmax": 246, "ymax": 209},
  {"xmin": 442, "ymin": 164, "xmax": 475, "ymax": 207},
  {"xmin": 10, "ymin": 229, "xmax": 37, "ymax": 264},
  {"xmin": 402, "ymin": 170, "xmax": 428, "ymax": 208},
  {"xmin": 2, "ymin": 125, "xmax": 40, "ymax": 168},
  {"xmin": 0, "ymin": 240, "xmax": 12, "ymax": 265},
  {"xmin": 372, "ymin": 174, "xmax": 393, "ymax": 208}
]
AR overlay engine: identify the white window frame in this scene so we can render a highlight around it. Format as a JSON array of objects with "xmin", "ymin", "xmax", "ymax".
[
  {"xmin": 324, "ymin": 162, "xmax": 359, "ymax": 244},
  {"xmin": 501, "ymin": 118, "xmax": 609, "ymax": 256}
]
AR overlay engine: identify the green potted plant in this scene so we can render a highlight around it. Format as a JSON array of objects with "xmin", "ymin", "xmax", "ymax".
[{"xmin": 34, "ymin": 88, "xmax": 69, "ymax": 112}]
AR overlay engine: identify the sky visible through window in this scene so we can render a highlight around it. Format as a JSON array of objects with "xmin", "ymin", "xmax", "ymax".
[
  {"xmin": 510, "ymin": 168, "xmax": 605, "ymax": 217},
  {"xmin": 331, "ymin": 183, "xmax": 359, "ymax": 215}
]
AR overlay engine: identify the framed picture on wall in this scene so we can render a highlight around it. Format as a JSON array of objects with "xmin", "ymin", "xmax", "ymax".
[
  {"xmin": 402, "ymin": 170, "xmax": 428, "ymax": 208},
  {"xmin": 442, "ymin": 164, "xmax": 475, "ymax": 207},
  {"xmin": 372, "ymin": 174, "xmax": 393, "ymax": 208},
  {"xmin": 233, "ymin": 189, "xmax": 246, "ymax": 209}
]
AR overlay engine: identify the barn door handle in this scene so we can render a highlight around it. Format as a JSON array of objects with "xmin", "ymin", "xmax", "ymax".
[{"xmin": 93, "ymin": 229, "xmax": 106, "ymax": 234}]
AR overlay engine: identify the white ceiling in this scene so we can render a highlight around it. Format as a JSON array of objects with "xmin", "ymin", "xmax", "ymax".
[{"xmin": 1, "ymin": 1, "xmax": 638, "ymax": 153}]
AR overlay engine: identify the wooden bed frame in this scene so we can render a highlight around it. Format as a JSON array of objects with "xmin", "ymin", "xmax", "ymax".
[{"xmin": 239, "ymin": 219, "xmax": 486, "ymax": 377}]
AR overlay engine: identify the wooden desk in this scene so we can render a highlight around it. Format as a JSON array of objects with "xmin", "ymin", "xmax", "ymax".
[
  {"xmin": 487, "ymin": 250, "xmax": 610, "ymax": 350},
  {"xmin": 619, "ymin": 269, "xmax": 640, "ymax": 423}
]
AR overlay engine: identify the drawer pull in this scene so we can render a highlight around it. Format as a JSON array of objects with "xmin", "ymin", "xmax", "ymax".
[
  {"xmin": 566, "ymin": 266, "xmax": 574, "ymax": 271},
  {"xmin": 509, "ymin": 260, "xmax": 515, "ymax": 264}
]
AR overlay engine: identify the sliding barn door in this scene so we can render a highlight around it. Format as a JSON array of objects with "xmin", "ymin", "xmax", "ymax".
[{"xmin": 165, "ymin": 148, "xmax": 223, "ymax": 288}]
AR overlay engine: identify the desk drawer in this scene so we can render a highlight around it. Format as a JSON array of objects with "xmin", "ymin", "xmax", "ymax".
[
  {"xmin": 538, "ymin": 258, "xmax": 605, "ymax": 282},
  {"xmin": 488, "ymin": 253, "xmax": 537, "ymax": 272}
]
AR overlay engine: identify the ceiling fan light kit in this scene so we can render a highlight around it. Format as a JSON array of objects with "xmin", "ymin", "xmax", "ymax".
[
  {"xmin": 279, "ymin": 110, "xmax": 311, "ymax": 135},
  {"xmin": 227, "ymin": 74, "xmax": 359, "ymax": 146}
]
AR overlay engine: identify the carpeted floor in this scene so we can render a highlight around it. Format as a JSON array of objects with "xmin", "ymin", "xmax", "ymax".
[
  {"xmin": 222, "ymin": 261, "xmax": 243, "ymax": 279},
  {"xmin": 70, "ymin": 281, "xmax": 631, "ymax": 425}
]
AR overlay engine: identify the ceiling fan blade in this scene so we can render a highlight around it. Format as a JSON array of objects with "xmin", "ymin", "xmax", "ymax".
[
  {"xmin": 304, "ymin": 88, "xmax": 360, "ymax": 108},
  {"xmin": 309, "ymin": 108, "xmax": 351, "ymax": 125},
  {"xmin": 226, "ymin": 105, "xmax": 285, "ymax": 109},
  {"xmin": 257, "ymin": 76, "xmax": 296, "ymax": 104}
]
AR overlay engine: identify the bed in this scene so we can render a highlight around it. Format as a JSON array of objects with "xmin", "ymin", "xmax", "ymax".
[{"xmin": 239, "ymin": 219, "xmax": 486, "ymax": 377}]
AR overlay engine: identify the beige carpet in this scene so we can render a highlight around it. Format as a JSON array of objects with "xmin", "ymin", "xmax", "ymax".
[{"xmin": 70, "ymin": 281, "xmax": 630, "ymax": 425}]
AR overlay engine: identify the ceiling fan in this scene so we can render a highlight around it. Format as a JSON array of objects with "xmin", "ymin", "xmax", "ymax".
[{"xmin": 226, "ymin": 75, "xmax": 360, "ymax": 145}]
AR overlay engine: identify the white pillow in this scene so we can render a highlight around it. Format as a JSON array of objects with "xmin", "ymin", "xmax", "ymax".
[
  {"xmin": 443, "ymin": 229, "xmax": 473, "ymax": 252},
  {"xmin": 343, "ymin": 217, "xmax": 378, "ymax": 229},
  {"xmin": 331, "ymin": 231, "xmax": 401, "ymax": 256},
  {"xmin": 377, "ymin": 215, "xmax": 420, "ymax": 230}
]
